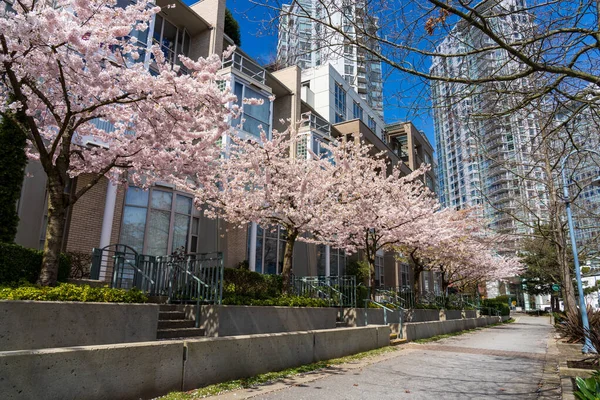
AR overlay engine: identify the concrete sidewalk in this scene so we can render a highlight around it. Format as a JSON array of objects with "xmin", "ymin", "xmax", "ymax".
[{"xmin": 212, "ymin": 314, "xmax": 559, "ymax": 399}]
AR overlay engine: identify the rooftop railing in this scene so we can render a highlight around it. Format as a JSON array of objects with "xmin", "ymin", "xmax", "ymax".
[
  {"xmin": 222, "ymin": 51, "xmax": 266, "ymax": 84},
  {"xmin": 300, "ymin": 111, "xmax": 330, "ymax": 136}
]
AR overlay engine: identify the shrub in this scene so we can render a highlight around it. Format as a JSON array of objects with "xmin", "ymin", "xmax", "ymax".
[
  {"xmin": 481, "ymin": 298, "xmax": 510, "ymax": 316},
  {"xmin": 575, "ymin": 370, "xmax": 600, "ymax": 400},
  {"xmin": 222, "ymin": 294, "xmax": 329, "ymax": 307},
  {"xmin": 414, "ymin": 303, "xmax": 441, "ymax": 310},
  {"xmin": 0, "ymin": 283, "xmax": 147, "ymax": 303},
  {"xmin": 0, "ymin": 242, "xmax": 70, "ymax": 285},
  {"xmin": 223, "ymin": 268, "xmax": 282, "ymax": 299},
  {"xmin": 356, "ymin": 285, "xmax": 369, "ymax": 305},
  {"xmin": 556, "ymin": 306, "xmax": 600, "ymax": 351}
]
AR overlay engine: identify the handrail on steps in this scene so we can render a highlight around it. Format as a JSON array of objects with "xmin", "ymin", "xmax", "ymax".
[
  {"xmin": 169, "ymin": 262, "xmax": 210, "ymax": 328},
  {"xmin": 122, "ymin": 260, "xmax": 155, "ymax": 285},
  {"xmin": 364, "ymin": 299, "xmax": 404, "ymax": 340}
]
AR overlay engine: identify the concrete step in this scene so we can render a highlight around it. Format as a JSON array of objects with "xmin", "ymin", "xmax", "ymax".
[
  {"xmin": 158, "ymin": 320, "xmax": 196, "ymax": 329},
  {"xmin": 157, "ymin": 327, "xmax": 205, "ymax": 339},
  {"xmin": 158, "ymin": 304, "xmax": 182, "ymax": 312},
  {"xmin": 148, "ymin": 296, "xmax": 169, "ymax": 304},
  {"xmin": 390, "ymin": 338, "xmax": 407, "ymax": 346},
  {"xmin": 158, "ymin": 311, "xmax": 186, "ymax": 320}
]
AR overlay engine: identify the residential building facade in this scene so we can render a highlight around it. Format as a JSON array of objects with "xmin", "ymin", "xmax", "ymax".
[
  {"xmin": 277, "ymin": 0, "xmax": 383, "ymax": 116},
  {"xmin": 430, "ymin": 0, "xmax": 547, "ymax": 240},
  {"xmin": 12, "ymin": 0, "xmax": 442, "ymax": 297}
]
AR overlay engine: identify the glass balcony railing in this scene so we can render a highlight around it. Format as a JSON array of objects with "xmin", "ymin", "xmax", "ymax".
[
  {"xmin": 222, "ymin": 51, "xmax": 266, "ymax": 84},
  {"xmin": 300, "ymin": 112, "xmax": 330, "ymax": 136}
]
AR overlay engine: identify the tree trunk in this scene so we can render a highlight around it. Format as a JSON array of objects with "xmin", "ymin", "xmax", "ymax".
[
  {"xmin": 37, "ymin": 182, "xmax": 67, "ymax": 286},
  {"xmin": 409, "ymin": 251, "xmax": 424, "ymax": 305},
  {"xmin": 280, "ymin": 228, "xmax": 298, "ymax": 295},
  {"xmin": 541, "ymin": 132, "xmax": 577, "ymax": 318},
  {"xmin": 367, "ymin": 253, "xmax": 376, "ymax": 300},
  {"xmin": 549, "ymin": 199, "xmax": 577, "ymax": 318}
]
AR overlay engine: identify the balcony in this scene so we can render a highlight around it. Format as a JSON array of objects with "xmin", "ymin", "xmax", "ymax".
[
  {"xmin": 300, "ymin": 112, "xmax": 330, "ymax": 137},
  {"xmin": 222, "ymin": 51, "xmax": 266, "ymax": 84}
]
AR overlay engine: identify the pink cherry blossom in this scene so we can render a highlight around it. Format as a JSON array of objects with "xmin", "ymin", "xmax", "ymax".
[{"xmin": 0, "ymin": 0, "xmax": 236, "ymax": 284}]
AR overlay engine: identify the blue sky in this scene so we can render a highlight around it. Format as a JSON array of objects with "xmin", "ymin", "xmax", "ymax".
[{"xmin": 183, "ymin": 0, "xmax": 437, "ymax": 148}]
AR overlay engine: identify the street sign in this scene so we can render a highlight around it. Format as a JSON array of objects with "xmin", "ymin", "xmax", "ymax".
[{"xmin": 552, "ymin": 284, "xmax": 560, "ymax": 292}]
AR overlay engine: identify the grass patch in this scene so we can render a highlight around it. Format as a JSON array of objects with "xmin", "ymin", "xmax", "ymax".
[
  {"xmin": 157, "ymin": 346, "xmax": 400, "ymax": 399},
  {"xmin": 413, "ymin": 317, "xmax": 515, "ymax": 344}
]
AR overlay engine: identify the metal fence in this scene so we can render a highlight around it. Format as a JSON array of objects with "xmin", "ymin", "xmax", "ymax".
[
  {"xmin": 375, "ymin": 287, "xmax": 478, "ymax": 310},
  {"xmin": 292, "ymin": 275, "xmax": 356, "ymax": 308},
  {"xmin": 91, "ymin": 244, "xmax": 223, "ymax": 305}
]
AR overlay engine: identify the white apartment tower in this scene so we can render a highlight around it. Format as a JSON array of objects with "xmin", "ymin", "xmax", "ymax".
[
  {"xmin": 431, "ymin": 0, "xmax": 547, "ymax": 238},
  {"xmin": 277, "ymin": 0, "xmax": 383, "ymax": 116}
]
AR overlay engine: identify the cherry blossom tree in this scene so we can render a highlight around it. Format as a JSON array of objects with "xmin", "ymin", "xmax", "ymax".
[
  {"xmin": 398, "ymin": 208, "xmax": 523, "ymax": 301},
  {"xmin": 322, "ymin": 137, "xmax": 441, "ymax": 299},
  {"xmin": 0, "ymin": 0, "xmax": 236, "ymax": 285},
  {"xmin": 200, "ymin": 130, "xmax": 343, "ymax": 294}
]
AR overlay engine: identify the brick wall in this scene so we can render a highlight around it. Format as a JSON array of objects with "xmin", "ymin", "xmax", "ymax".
[
  {"xmin": 223, "ymin": 222, "xmax": 247, "ymax": 269},
  {"xmin": 65, "ymin": 174, "xmax": 107, "ymax": 255}
]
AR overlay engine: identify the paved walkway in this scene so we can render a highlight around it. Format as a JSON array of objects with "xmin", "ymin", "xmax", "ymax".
[{"xmin": 236, "ymin": 315, "xmax": 557, "ymax": 400}]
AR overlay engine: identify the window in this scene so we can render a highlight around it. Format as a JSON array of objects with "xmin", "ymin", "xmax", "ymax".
[
  {"xmin": 231, "ymin": 81, "xmax": 271, "ymax": 138},
  {"xmin": 400, "ymin": 263, "xmax": 410, "ymax": 291},
  {"xmin": 329, "ymin": 248, "xmax": 346, "ymax": 276},
  {"xmin": 368, "ymin": 116, "xmax": 376, "ymax": 132},
  {"xmin": 353, "ymin": 101, "xmax": 363, "ymax": 121},
  {"xmin": 252, "ymin": 225, "xmax": 287, "ymax": 275},
  {"xmin": 423, "ymin": 271, "xmax": 430, "ymax": 293},
  {"xmin": 317, "ymin": 244, "xmax": 327, "ymax": 276},
  {"xmin": 434, "ymin": 272, "xmax": 441, "ymax": 295},
  {"xmin": 334, "ymin": 83, "xmax": 346, "ymax": 123},
  {"xmin": 120, "ymin": 186, "xmax": 195, "ymax": 255},
  {"xmin": 311, "ymin": 134, "xmax": 331, "ymax": 159},
  {"xmin": 152, "ymin": 14, "xmax": 191, "ymax": 71},
  {"xmin": 375, "ymin": 255, "xmax": 384, "ymax": 287}
]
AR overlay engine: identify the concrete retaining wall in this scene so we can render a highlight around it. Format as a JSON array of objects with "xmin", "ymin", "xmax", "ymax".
[
  {"xmin": 445, "ymin": 310, "xmax": 463, "ymax": 320},
  {"xmin": 0, "ymin": 300, "xmax": 159, "ymax": 351},
  {"xmin": 404, "ymin": 309, "xmax": 441, "ymax": 322},
  {"xmin": 194, "ymin": 305, "xmax": 338, "ymax": 337},
  {"xmin": 0, "ymin": 341, "xmax": 183, "ymax": 400},
  {"xmin": 342, "ymin": 308, "xmax": 444, "ymax": 326},
  {"xmin": 403, "ymin": 316, "xmax": 502, "ymax": 341},
  {"xmin": 0, "ymin": 326, "xmax": 390, "ymax": 400}
]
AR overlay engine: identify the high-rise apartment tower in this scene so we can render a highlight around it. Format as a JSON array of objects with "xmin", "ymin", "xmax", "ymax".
[
  {"xmin": 431, "ymin": 0, "xmax": 547, "ymax": 238},
  {"xmin": 277, "ymin": 0, "xmax": 383, "ymax": 116}
]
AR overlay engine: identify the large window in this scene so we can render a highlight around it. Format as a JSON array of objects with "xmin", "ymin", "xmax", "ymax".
[
  {"xmin": 368, "ymin": 116, "xmax": 376, "ymax": 132},
  {"xmin": 252, "ymin": 225, "xmax": 287, "ymax": 275},
  {"xmin": 316, "ymin": 244, "xmax": 327, "ymax": 276},
  {"xmin": 334, "ymin": 83, "xmax": 346, "ymax": 123},
  {"xmin": 120, "ymin": 186, "xmax": 198, "ymax": 255},
  {"xmin": 232, "ymin": 81, "xmax": 272, "ymax": 138},
  {"xmin": 353, "ymin": 101, "xmax": 363, "ymax": 121},
  {"xmin": 152, "ymin": 14, "xmax": 191, "ymax": 70},
  {"xmin": 329, "ymin": 248, "xmax": 346, "ymax": 276},
  {"xmin": 375, "ymin": 255, "xmax": 384, "ymax": 287},
  {"xmin": 400, "ymin": 263, "xmax": 410, "ymax": 291}
]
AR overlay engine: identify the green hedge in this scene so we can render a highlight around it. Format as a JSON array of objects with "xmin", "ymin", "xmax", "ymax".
[
  {"xmin": 0, "ymin": 242, "xmax": 71, "ymax": 285},
  {"xmin": 223, "ymin": 268, "xmax": 283, "ymax": 299},
  {"xmin": 481, "ymin": 299, "xmax": 510, "ymax": 316},
  {"xmin": 0, "ymin": 283, "xmax": 147, "ymax": 303},
  {"xmin": 222, "ymin": 294, "xmax": 330, "ymax": 307}
]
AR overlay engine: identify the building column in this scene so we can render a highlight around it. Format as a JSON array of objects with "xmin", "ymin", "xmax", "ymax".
[
  {"xmin": 248, "ymin": 222, "xmax": 257, "ymax": 272},
  {"xmin": 98, "ymin": 181, "xmax": 118, "ymax": 281},
  {"xmin": 325, "ymin": 245, "xmax": 331, "ymax": 277}
]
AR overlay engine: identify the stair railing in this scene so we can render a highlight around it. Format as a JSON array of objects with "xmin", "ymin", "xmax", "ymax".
[
  {"xmin": 364, "ymin": 299, "xmax": 403, "ymax": 340},
  {"xmin": 167, "ymin": 259, "xmax": 213, "ymax": 329}
]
